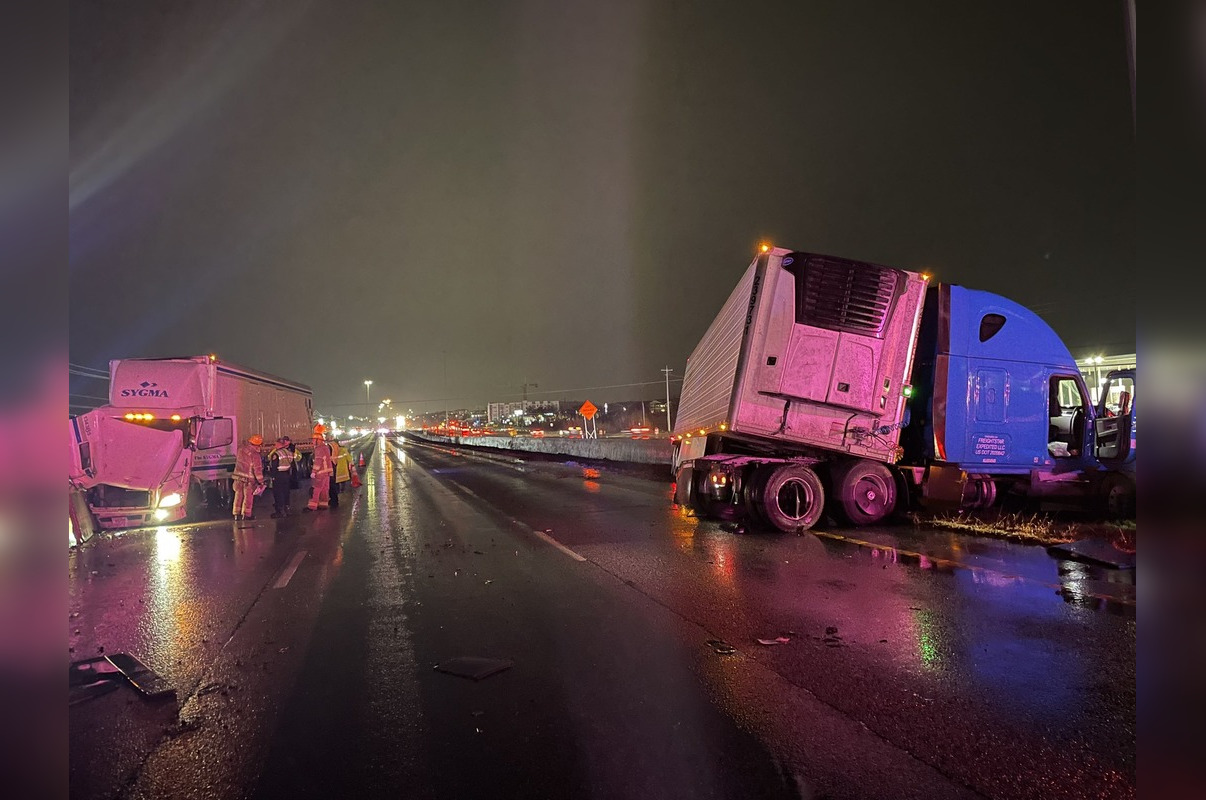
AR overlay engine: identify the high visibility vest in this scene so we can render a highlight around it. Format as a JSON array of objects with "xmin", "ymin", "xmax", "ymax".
[{"xmin": 269, "ymin": 447, "xmax": 296, "ymax": 472}]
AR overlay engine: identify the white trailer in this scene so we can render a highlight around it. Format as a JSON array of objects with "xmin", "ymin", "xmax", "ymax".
[{"xmin": 69, "ymin": 356, "xmax": 314, "ymax": 528}]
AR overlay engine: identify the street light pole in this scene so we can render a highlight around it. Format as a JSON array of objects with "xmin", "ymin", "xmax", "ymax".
[
  {"xmin": 364, "ymin": 380, "xmax": 372, "ymax": 423},
  {"xmin": 661, "ymin": 366, "xmax": 673, "ymax": 432}
]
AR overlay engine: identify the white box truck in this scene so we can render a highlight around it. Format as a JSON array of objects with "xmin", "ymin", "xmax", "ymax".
[{"xmin": 69, "ymin": 356, "xmax": 314, "ymax": 528}]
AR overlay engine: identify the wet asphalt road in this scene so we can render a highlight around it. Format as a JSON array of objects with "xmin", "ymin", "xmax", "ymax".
[{"xmin": 68, "ymin": 435, "xmax": 1135, "ymax": 800}]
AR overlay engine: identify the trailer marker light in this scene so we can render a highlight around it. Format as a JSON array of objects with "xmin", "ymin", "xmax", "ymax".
[
  {"xmin": 720, "ymin": 423, "xmax": 727, "ymax": 430},
  {"xmin": 902, "ymin": 386, "xmax": 914, "ymax": 397},
  {"xmin": 699, "ymin": 429, "xmax": 706, "ymax": 435},
  {"xmin": 144, "ymin": 413, "xmax": 155, "ymax": 421},
  {"xmin": 171, "ymin": 414, "xmax": 182, "ymax": 422},
  {"xmin": 760, "ymin": 243, "xmax": 770, "ymax": 253},
  {"xmin": 921, "ymin": 273, "xmax": 931, "ymax": 281},
  {"xmin": 125, "ymin": 413, "xmax": 135, "ymax": 420}
]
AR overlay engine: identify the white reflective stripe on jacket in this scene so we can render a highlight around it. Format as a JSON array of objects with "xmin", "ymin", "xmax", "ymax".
[{"xmin": 311, "ymin": 441, "xmax": 334, "ymax": 476}]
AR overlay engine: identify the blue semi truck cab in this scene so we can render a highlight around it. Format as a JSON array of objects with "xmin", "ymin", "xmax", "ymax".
[{"xmin": 671, "ymin": 246, "xmax": 1135, "ymax": 532}]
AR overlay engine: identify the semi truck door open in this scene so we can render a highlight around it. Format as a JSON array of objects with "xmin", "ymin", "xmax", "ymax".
[
  {"xmin": 1094, "ymin": 373, "xmax": 1134, "ymax": 462},
  {"xmin": 1048, "ymin": 376, "xmax": 1088, "ymax": 457}
]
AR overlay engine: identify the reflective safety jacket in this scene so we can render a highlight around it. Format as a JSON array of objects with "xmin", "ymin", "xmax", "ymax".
[
  {"xmin": 311, "ymin": 440, "xmax": 333, "ymax": 477},
  {"xmin": 268, "ymin": 446, "xmax": 299, "ymax": 472},
  {"xmin": 233, "ymin": 442, "xmax": 264, "ymax": 483},
  {"xmin": 334, "ymin": 452, "xmax": 352, "ymax": 483}
]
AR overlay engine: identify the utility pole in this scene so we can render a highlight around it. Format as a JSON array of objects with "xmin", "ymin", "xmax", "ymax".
[
  {"xmin": 364, "ymin": 379, "xmax": 372, "ymax": 423},
  {"xmin": 661, "ymin": 366, "xmax": 673, "ymax": 432},
  {"xmin": 443, "ymin": 351, "xmax": 449, "ymax": 427}
]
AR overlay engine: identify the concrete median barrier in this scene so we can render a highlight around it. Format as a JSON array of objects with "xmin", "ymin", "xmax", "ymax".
[{"xmin": 409, "ymin": 434, "xmax": 673, "ymax": 466}]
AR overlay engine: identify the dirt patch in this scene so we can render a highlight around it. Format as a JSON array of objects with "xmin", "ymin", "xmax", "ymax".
[{"xmin": 912, "ymin": 509, "xmax": 1136, "ymax": 550}]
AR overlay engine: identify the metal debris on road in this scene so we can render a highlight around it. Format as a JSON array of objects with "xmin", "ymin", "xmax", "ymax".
[
  {"xmin": 70, "ymin": 653, "xmax": 176, "ymax": 701},
  {"xmin": 706, "ymin": 639, "xmax": 737, "ymax": 655},
  {"xmin": 434, "ymin": 657, "xmax": 515, "ymax": 681},
  {"xmin": 755, "ymin": 636, "xmax": 791, "ymax": 646}
]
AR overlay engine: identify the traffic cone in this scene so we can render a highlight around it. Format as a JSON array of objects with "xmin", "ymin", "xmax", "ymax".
[{"xmin": 358, "ymin": 452, "xmax": 365, "ymax": 468}]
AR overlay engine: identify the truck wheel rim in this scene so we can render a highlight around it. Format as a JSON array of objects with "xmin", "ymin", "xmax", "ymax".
[
  {"xmin": 776, "ymin": 478, "xmax": 816, "ymax": 521},
  {"xmin": 853, "ymin": 474, "xmax": 891, "ymax": 515}
]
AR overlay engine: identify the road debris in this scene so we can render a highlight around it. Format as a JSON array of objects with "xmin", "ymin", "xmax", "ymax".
[
  {"xmin": 706, "ymin": 639, "xmax": 737, "ymax": 655},
  {"xmin": 755, "ymin": 636, "xmax": 791, "ymax": 646}
]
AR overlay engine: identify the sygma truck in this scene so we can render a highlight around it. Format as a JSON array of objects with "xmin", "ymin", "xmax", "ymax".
[{"xmin": 69, "ymin": 356, "xmax": 314, "ymax": 528}]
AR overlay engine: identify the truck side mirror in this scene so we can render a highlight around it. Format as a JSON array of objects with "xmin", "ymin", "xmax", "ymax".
[{"xmin": 196, "ymin": 418, "xmax": 234, "ymax": 450}]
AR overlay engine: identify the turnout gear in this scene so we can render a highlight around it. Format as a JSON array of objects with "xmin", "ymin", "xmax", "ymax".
[
  {"xmin": 232, "ymin": 438, "xmax": 264, "ymax": 519},
  {"xmin": 307, "ymin": 436, "xmax": 333, "ymax": 510}
]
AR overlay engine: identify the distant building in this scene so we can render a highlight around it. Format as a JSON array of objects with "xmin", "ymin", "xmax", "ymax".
[{"xmin": 487, "ymin": 400, "xmax": 561, "ymax": 424}]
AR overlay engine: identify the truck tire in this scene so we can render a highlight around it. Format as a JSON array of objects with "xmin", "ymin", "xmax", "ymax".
[
  {"xmin": 742, "ymin": 466, "xmax": 771, "ymax": 527},
  {"xmin": 833, "ymin": 460, "xmax": 897, "ymax": 526},
  {"xmin": 759, "ymin": 464, "xmax": 825, "ymax": 533},
  {"xmin": 1101, "ymin": 473, "xmax": 1135, "ymax": 519},
  {"xmin": 961, "ymin": 476, "xmax": 997, "ymax": 510}
]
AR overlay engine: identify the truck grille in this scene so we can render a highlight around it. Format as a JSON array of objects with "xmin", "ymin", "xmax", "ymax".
[
  {"xmin": 88, "ymin": 485, "xmax": 151, "ymax": 509},
  {"xmin": 789, "ymin": 254, "xmax": 902, "ymax": 338}
]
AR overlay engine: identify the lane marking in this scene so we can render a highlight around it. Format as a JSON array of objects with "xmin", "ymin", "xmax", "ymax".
[
  {"xmin": 417, "ymin": 460, "xmax": 589, "ymax": 564},
  {"xmin": 531, "ymin": 528, "xmax": 587, "ymax": 562},
  {"xmin": 273, "ymin": 550, "xmax": 308, "ymax": 589}
]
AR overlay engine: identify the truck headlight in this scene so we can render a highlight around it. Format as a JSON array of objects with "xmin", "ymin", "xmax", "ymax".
[
  {"xmin": 153, "ymin": 509, "xmax": 171, "ymax": 522},
  {"xmin": 158, "ymin": 492, "xmax": 182, "ymax": 508}
]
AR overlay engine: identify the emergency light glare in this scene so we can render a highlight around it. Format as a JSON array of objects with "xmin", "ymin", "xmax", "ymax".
[{"xmin": 158, "ymin": 492, "xmax": 182, "ymax": 508}]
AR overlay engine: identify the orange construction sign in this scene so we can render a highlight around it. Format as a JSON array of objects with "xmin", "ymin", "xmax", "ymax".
[{"xmin": 578, "ymin": 400, "xmax": 598, "ymax": 420}]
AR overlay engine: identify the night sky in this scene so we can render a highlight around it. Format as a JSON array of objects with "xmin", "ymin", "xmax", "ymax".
[{"xmin": 69, "ymin": 1, "xmax": 1134, "ymax": 413}]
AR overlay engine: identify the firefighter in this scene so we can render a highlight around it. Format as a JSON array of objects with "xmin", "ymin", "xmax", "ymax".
[
  {"xmin": 268, "ymin": 436, "xmax": 298, "ymax": 518},
  {"xmin": 233, "ymin": 434, "xmax": 264, "ymax": 520},
  {"xmin": 330, "ymin": 439, "xmax": 352, "ymax": 508},
  {"xmin": 306, "ymin": 425, "xmax": 334, "ymax": 511}
]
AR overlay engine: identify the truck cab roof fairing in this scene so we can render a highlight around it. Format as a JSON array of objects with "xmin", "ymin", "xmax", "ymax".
[{"xmin": 941, "ymin": 286, "xmax": 1077, "ymax": 369}]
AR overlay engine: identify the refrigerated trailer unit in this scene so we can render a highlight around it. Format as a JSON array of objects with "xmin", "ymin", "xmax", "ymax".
[
  {"xmin": 69, "ymin": 356, "xmax": 314, "ymax": 528},
  {"xmin": 671, "ymin": 247, "xmax": 1136, "ymax": 532}
]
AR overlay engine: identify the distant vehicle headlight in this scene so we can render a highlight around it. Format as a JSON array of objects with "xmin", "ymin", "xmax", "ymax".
[{"xmin": 158, "ymin": 492, "xmax": 182, "ymax": 508}]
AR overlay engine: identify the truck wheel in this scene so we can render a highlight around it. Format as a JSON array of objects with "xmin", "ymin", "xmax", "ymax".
[
  {"xmin": 961, "ymin": 476, "xmax": 997, "ymax": 510},
  {"xmin": 760, "ymin": 464, "xmax": 825, "ymax": 533},
  {"xmin": 742, "ymin": 466, "xmax": 771, "ymax": 527},
  {"xmin": 1101, "ymin": 473, "xmax": 1135, "ymax": 518},
  {"xmin": 834, "ymin": 461, "xmax": 897, "ymax": 526}
]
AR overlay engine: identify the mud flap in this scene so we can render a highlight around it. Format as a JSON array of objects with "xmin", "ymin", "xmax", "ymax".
[{"xmin": 921, "ymin": 463, "xmax": 967, "ymax": 509}]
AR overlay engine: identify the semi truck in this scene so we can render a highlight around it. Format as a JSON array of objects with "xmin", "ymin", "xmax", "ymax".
[
  {"xmin": 69, "ymin": 356, "xmax": 314, "ymax": 529},
  {"xmin": 671, "ymin": 246, "xmax": 1136, "ymax": 532}
]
